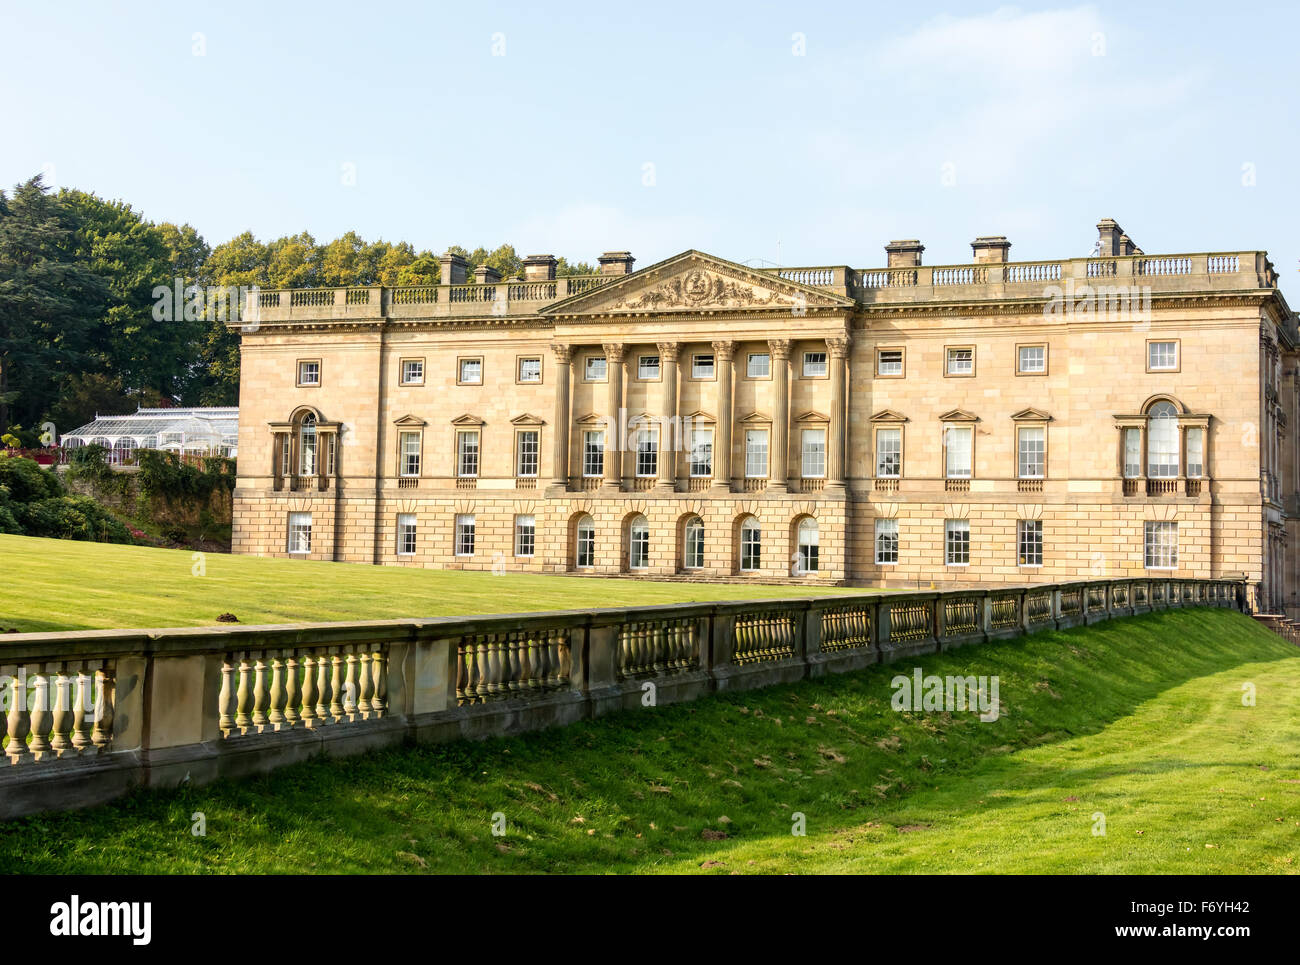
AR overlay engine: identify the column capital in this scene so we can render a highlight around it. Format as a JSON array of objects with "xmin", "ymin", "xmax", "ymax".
[
  {"xmin": 826, "ymin": 335, "xmax": 851, "ymax": 359},
  {"xmin": 711, "ymin": 339, "xmax": 736, "ymax": 361},
  {"xmin": 550, "ymin": 342, "xmax": 573, "ymax": 364},
  {"xmin": 657, "ymin": 341, "xmax": 681, "ymax": 361},
  {"xmin": 767, "ymin": 338, "xmax": 791, "ymax": 360},
  {"xmin": 602, "ymin": 342, "xmax": 626, "ymax": 363}
]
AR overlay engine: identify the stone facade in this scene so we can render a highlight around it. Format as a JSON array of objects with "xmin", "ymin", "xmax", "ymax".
[{"xmin": 230, "ymin": 222, "xmax": 1299, "ymax": 614}]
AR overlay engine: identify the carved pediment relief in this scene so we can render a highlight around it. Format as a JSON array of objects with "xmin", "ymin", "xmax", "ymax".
[{"xmin": 541, "ymin": 250, "xmax": 854, "ymax": 316}]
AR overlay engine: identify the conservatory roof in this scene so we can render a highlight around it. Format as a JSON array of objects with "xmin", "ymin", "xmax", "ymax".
[{"xmin": 62, "ymin": 407, "xmax": 239, "ymax": 445}]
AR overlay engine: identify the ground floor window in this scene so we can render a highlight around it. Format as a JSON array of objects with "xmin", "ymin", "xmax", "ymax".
[
  {"xmin": 455, "ymin": 514, "xmax": 476, "ymax": 556},
  {"xmin": 945, "ymin": 519, "xmax": 970, "ymax": 566},
  {"xmin": 397, "ymin": 513, "xmax": 417, "ymax": 556},
  {"xmin": 1144, "ymin": 521, "xmax": 1177, "ymax": 569},
  {"xmin": 514, "ymin": 514, "xmax": 535, "ymax": 557},
  {"xmin": 288, "ymin": 512, "xmax": 312, "ymax": 554},
  {"xmin": 740, "ymin": 517, "xmax": 761, "ymax": 572},
  {"xmin": 875, "ymin": 519, "xmax": 898, "ymax": 565},
  {"xmin": 796, "ymin": 518, "xmax": 819, "ymax": 574},
  {"xmin": 1017, "ymin": 520, "xmax": 1042, "ymax": 567},
  {"xmin": 576, "ymin": 515, "xmax": 595, "ymax": 567},
  {"xmin": 629, "ymin": 515, "xmax": 650, "ymax": 569},
  {"xmin": 684, "ymin": 516, "xmax": 704, "ymax": 569}
]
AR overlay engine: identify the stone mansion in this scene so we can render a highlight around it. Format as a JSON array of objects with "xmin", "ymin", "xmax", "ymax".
[{"xmin": 230, "ymin": 219, "xmax": 1298, "ymax": 613}]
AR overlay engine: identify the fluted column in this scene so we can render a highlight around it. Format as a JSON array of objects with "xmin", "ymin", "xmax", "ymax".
[
  {"xmin": 550, "ymin": 343, "xmax": 572, "ymax": 489},
  {"xmin": 826, "ymin": 335, "xmax": 850, "ymax": 493},
  {"xmin": 602, "ymin": 343, "xmax": 625, "ymax": 491},
  {"xmin": 768, "ymin": 338, "xmax": 791, "ymax": 493},
  {"xmin": 712, "ymin": 340, "xmax": 735, "ymax": 490},
  {"xmin": 656, "ymin": 341, "xmax": 680, "ymax": 491}
]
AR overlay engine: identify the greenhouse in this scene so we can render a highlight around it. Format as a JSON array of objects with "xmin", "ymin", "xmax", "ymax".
[{"xmin": 61, "ymin": 407, "xmax": 239, "ymax": 464}]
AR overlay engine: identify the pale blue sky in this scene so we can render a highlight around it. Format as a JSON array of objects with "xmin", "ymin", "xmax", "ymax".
[{"xmin": 2, "ymin": 1, "xmax": 1296, "ymax": 275}]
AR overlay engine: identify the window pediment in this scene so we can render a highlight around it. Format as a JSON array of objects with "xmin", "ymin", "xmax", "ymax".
[
  {"xmin": 394, "ymin": 414, "xmax": 427, "ymax": 428},
  {"xmin": 450, "ymin": 414, "xmax": 485, "ymax": 427},
  {"xmin": 510, "ymin": 412, "xmax": 547, "ymax": 426},
  {"xmin": 1011, "ymin": 407, "xmax": 1053, "ymax": 422},
  {"xmin": 739, "ymin": 411, "xmax": 772, "ymax": 425},
  {"xmin": 795, "ymin": 410, "xmax": 830, "ymax": 424},
  {"xmin": 870, "ymin": 409, "xmax": 908, "ymax": 423},
  {"xmin": 939, "ymin": 408, "xmax": 979, "ymax": 423}
]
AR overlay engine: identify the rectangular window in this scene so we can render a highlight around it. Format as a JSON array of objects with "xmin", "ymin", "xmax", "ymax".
[
  {"xmin": 399, "ymin": 431, "xmax": 421, "ymax": 477},
  {"xmin": 1017, "ymin": 520, "xmax": 1042, "ymax": 567},
  {"xmin": 635, "ymin": 427, "xmax": 659, "ymax": 477},
  {"xmin": 576, "ymin": 522, "xmax": 595, "ymax": 568},
  {"xmin": 288, "ymin": 512, "xmax": 312, "ymax": 554},
  {"xmin": 875, "ymin": 428, "xmax": 901, "ymax": 478},
  {"xmin": 1017, "ymin": 345, "xmax": 1046, "ymax": 374},
  {"xmin": 745, "ymin": 429, "xmax": 768, "ymax": 478},
  {"xmin": 801, "ymin": 428, "xmax": 826, "ymax": 478},
  {"xmin": 1017, "ymin": 426, "xmax": 1045, "ymax": 478},
  {"xmin": 397, "ymin": 513, "xmax": 417, "ymax": 556},
  {"xmin": 638, "ymin": 354, "xmax": 660, "ymax": 380},
  {"xmin": 689, "ymin": 428, "xmax": 713, "ymax": 477},
  {"xmin": 585, "ymin": 355, "xmax": 607, "ymax": 381},
  {"xmin": 747, "ymin": 352, "xmax": 770, "ymax": 378},
  {"xmin": 692, "ymin": 353, "xmax": 715, "ymax": 379},
  {"xmin": 802, "ymin": 351, "xmax": 827, "ymax": 377},
  {"xmin": 517, "ymin": 357, "xmax": 542, "ymax": 383},
  {"xmin": 875, "ymin": 519, "xmax": 898, "ymax": 565},
  {"xmin": 629, "ymin": 524, "xmax": 649, "ymax": 570},
  {"xmin": 458, "ymin": 357, "xmax": 482, "ymax": 385},
  {"xmin": 1147, "ymin": 340, "xmax": 1178, "ymax": 371},
  {"xmin": 944, "ymin": 426, "xmax": 973, "ymax": 478},
  {"xmin": 876, "ymin": 349, "xmax": 903, "ymax": 377},
  {"xmin": 516, "ymin": 430, "xmax": 539, "ymax": 477},
  {"xmin": 945, "ymin": 519, "xmax": 970, "ymax": 566},
  {"xmin": 1186, "ymin": 427, "xmax": 1204, "ymax": 478},
  {"xmin": 456, "ymin": 430, "xmax": 479, "ymax": 477},
  {"xmin": 401, "ymin": 359, "xmax": 424, "ymax": 385},
  {"xmin": 946, "ymin": 347, "xmax": 974, "ymax": 376},
  {"xmin": 1123, "ymin": 427, "xmax": 1142, "ymax": 478},
  {"xmin": 297, "ymin": 360, "xmax": 320, "ymax": 386},
  {"xmin": 740, "ymin": 524, "xmax": 761, "ymax": 572},
  {"xmin": 583, "ymin": 430, "xmax": 605, "ymax": 477},
  {"xmin": 514, "ymin": 515, "xmax": 535, "ymax": 557},
  {"xmin": 454, "ymin": 515, "xmax": 476, "ymax": 557},
  {"xmin": 1145, "ymin": 521, "xmax": 1178, "ymax": 569}
]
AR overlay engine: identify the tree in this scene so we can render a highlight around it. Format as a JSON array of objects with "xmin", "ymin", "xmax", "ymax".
[{"xmin": 0, "ymin": 176, "xmax": 107, "ymax": 432}]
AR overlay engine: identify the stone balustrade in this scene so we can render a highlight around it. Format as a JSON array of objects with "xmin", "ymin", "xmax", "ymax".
[{"xmin": 0, "ymin": 577, "xmax": 1245, "ymax": 819}]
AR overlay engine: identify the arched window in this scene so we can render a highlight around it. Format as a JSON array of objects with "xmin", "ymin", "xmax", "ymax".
[
  {"xmin": 576, "ymin": 515, "xmax": 595, "ymax": 568},
  {"xmin": 299, "ymin": 412, "xmax": 317, "ymax": 476},
  {"xmin": 740, "ymin": 517, "xmax": 761, "ymax": 572},
  {"xmin": 683, "ymin": 516, "xmax": 704, "ymax": 570},
  {"xmin": 796, "ymin": 518, "xmax": 819, "ymax": 574},
  {"xmin": 1146, "ymin": 401, "xmax": 1178, "ymax": 478},
  {"xmin": 629, "ymin": 515, "xmax": 650, "ymax": 570}
]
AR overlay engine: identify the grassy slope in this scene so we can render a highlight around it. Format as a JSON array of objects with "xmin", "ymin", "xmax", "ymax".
[
  {"xmin": 0, "ymin": 533, "xmax": 864, "ymax": 633},
  {"xmin": 1, "ymin": 609, "xmax": 1295, "ymax": 874}
]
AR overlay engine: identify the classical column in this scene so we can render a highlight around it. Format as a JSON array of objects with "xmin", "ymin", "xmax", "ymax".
[
  {"xmin": 550, "ymin": 343, "xmax": 573, "ymax": 489},
  {"xmin": 826, "ymin": 335, "xmax": 850, "ymax": 493},
  {"xmin": 712, "ymin": 340, "xmax": 735, "ymax": 491},
  {"xmin": 768, "ymin": 338, "xmax": 791, "ymax": 493},
  {"xmin": 602, "ymin": 343, "xmax": 625, "ymax": 491},
  {"xmin": 656, "ymin": 341, "xmax": 680, "ymax": 491}
]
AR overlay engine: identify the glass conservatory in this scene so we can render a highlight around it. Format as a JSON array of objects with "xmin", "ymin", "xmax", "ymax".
[{"xmin": 61, "ymin": 407, "xmax": 239, "ymax": 465}]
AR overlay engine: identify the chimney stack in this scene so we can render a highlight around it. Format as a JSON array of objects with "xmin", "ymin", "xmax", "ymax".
[
  {"xmin": 885, "ymin": 240, "xmax": 924, "ymax": 268},
  {"xmin": 598, "ymin": 251, "xmax": 636, "ymax": 276},
  {"xmin": 473, "ymin": 264, "xmax": 502, "ymax": 285},
  {"xmin": 522, "ymin": 254, "xmax": 558, "ymax": 281},
  {"xmin": 1097, "ymin": 220, "xmax": 1142, "ymax": 256},
  {"xmin": 439, "ymin": 251, "xmax": 469, "ymax": 285},
  {"xmin": 971, "ymin": 236, "xmax": 1011, "ymax": 264}
]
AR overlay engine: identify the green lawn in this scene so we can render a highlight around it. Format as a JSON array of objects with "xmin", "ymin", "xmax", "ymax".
[
  {"xmin": 0, "ymin": 533, "xmax": 866, "ymax": 633},
  {"xmin": 2, "ymin": 608, "xmax": 1295, "ymax": 874}
]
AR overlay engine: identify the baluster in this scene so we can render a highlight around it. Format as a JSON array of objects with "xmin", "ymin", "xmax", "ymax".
[
  {"xmin": 72, "ymin": 666, "xmax": 93, "ymax": 752},
  {"xmin": 28, "ymin": 669, "xmax": 51, "ymax": 760},
  {"xmin": 357, "ymin": 650, "xmax": 373, "ymax": 717},
  {"xmin": 50, "ymin": 666, "xmax": 72, "ymax": 757},
  {"xmin": 371, "ymin": 650, "xmax": 387, "ymax": 717},
  {"xmin": 524, "ymin": 633, "xmax": 541, "ymax": 689},
  {"xmin": 485, "ymin": 634, "xmax": 503, "ymax": 699},
  {"xmin": 5, "ymin": 668, "xmax": 31, "ymax": 764},
  {"xmin": 503, "ymin": 632, "xmax": 521, "ymax": 697},
  {"xmin": 548, "ymin": 631, "xmax": 566, "ymax": 687},
  {"xmin": 218, "ymin": 655, "xmax": 235, "ymax": 735},
  {"xmin": 317, "ymin": 650, "xmax": 333, "ymax": 722},
  {"xmin": 91, "ymin": 668, "xmax": 114, "ymax": 753},
  {"xmin": 652, "ymin": 623, "xmax": 667, "ymax": 674},
  {"xmin": 268, "ymin": 651, "xmax": 286, "ymax": 728},
  {"xmin": 343, "ymin": 648, "xmax": 359, "ymax": 718},
  {"xmin": 284, "ymin": 653, "xmax": 300, "ymax": 726},
  {"xmin": 252, "ymin": 654, "xmax": 269, "ymax": 731},
  {"xmin": 235, "ymin": 653, "xmax": 253, "ymax": 733},
  {"xmin": 300, "ymin": 654, "xmax": 318, "ymax": 726},
  {"xmin": 534, "ymin": 633, "xmax": 550, "ymax": 691},
  {"xmin": 456, "ymin": 641, "xmax": 470, "ymax": 704},
  {"xmin": 330, "ymin": 651, "xmax": 346, "ymax": 721},
  {"xmin": 474, "ymin": 636, "xmax": 492, "ymax": 702}
]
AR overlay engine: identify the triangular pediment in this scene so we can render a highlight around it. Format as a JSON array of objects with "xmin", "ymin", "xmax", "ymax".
[
  {"xmin": 1011, "ymin": 407, "xmax": 1053, "ymax": 422},
  {"xmin": 795, "ymin": 410, "xmax": 830, "ymax": 424},
  {"xmin": 450, "ymin": 413, "xmax": 485, "ymax": 427},
  {"xmin": 510, "ymin": 412, "xmax": 547, "ymax": 426},
  {"xmin": 738, "ymin": 410, "xmax": 772, "ymax": 424},
  {"xmin": 574, "ymin": 412, "xmax": 607, "ymax": 425},
  {"xmin": 939, "ymin": 408, "xmax": 980, "ymax": 422},
  {"xmin": 870, "ymin": 409, "xmax": 908, "ymax": 423},
  {"xmin": 682, "ymin": 409, "xmax": 717, "ymax": 423},
  {"xmin": 393, "ymin": 414, "xmax": 427, "ymax": 427},
  {"xmin": 540, "ymin": 250, "xmax": 855, "ymax": 316}
]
